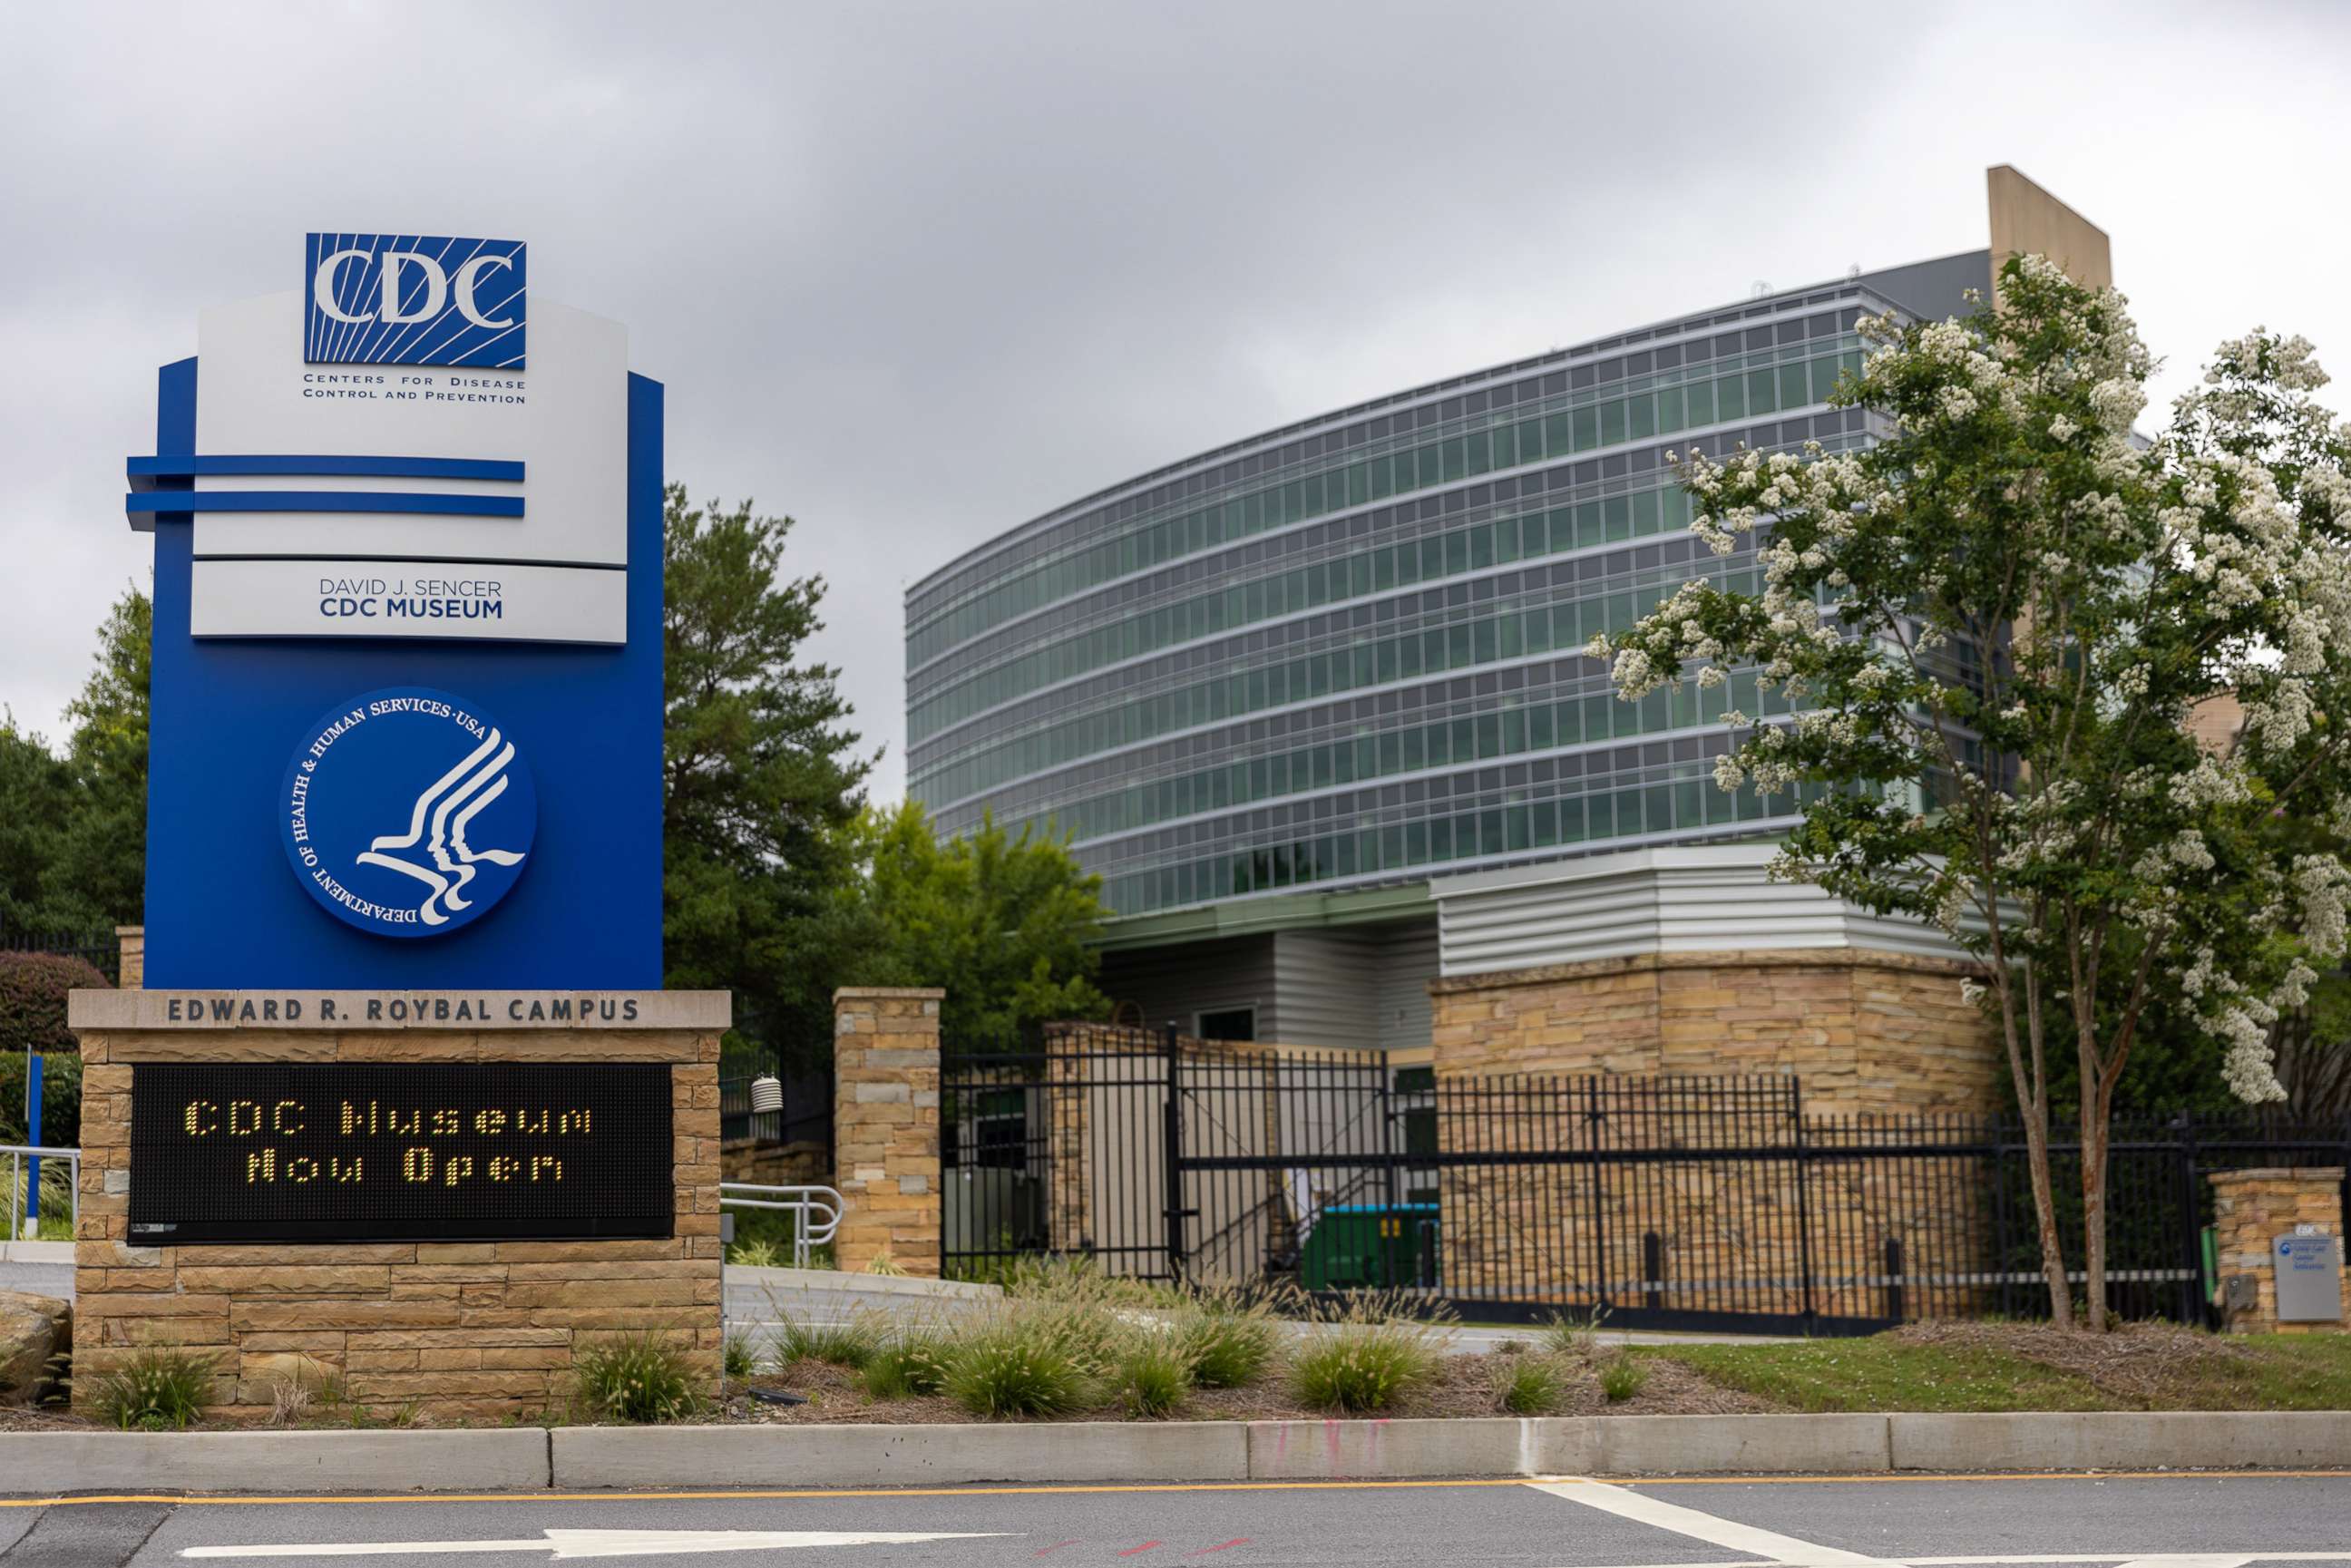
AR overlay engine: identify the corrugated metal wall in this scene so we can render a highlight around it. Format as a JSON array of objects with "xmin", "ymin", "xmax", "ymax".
[
  {"xmin": 1098, "ymin": 934, "xmax": 1279, "ymax": 1037},
  {"xmin": 1097, "ymin": 920, "xmax": 1443, "ymax": 1051},
  {"xmin": 1435, "ymin": 843, "xmax": 1970, "ymax": 977},
  {"xmin": 1374, "ymin": 923, "xmax": 1439, "ymax": 1055}
]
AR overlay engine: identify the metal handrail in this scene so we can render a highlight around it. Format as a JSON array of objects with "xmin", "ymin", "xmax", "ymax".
[
  {"xmin": 4, "ymin": 1144, "xmax": 79, "ymax": 1242},
  {"xmin": 718, "ymin": 1183, "xmax": 843, "ymax": 1270}
]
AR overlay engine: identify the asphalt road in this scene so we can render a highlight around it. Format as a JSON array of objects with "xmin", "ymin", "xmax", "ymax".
[{"xmin": 3, "ymin": 1473, "xmax": 2348, "ymax": 1567}]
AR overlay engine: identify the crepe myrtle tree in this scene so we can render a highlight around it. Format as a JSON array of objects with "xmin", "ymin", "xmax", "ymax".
[{"xmin": 1589, "ymin": 255, "xmax": 2351, "ymax": 1328}]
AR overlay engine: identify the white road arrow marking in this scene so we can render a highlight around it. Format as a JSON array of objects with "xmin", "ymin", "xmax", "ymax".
[{"xmin": 182, "ymin": 1528, "xmax": 1007, "ymax": 1559}]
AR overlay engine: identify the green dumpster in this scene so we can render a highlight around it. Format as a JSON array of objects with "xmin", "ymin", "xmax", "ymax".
[{"xmin": 1299, "ymin": 1203, "xmax": 1439, "ymax": 1290}]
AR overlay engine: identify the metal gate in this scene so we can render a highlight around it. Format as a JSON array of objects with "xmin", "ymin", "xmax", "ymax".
[{"xmin": 941, "ymin": 1024, "xmax": 2351, "ymax": 1332}]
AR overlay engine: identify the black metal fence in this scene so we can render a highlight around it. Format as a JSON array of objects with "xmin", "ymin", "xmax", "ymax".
[
  {"xmin": 941, "ymin": 1024, "xmax": 2351, "ymax": 1333},
  {"xmin": 0, "ymin": 925, "xmax": 121, "ymax": 986}
]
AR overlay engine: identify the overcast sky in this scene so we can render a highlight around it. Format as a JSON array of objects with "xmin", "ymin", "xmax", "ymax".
[{"xmin": 4, "ymin": 1, "xmax": 2346, "ymax": 801}]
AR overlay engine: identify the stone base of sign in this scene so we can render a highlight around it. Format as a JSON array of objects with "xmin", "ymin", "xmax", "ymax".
[
  {"xmin": 2211, "ymin": 1165, "xmax": 2346, "ymax": 1334},
  {"xmin": 832, "ymin": 989, "xmax": 943, "ymax": 1277},
  {"xmin": 64, "ymin": 989, "xmax": 728, "ymax": 1423}
]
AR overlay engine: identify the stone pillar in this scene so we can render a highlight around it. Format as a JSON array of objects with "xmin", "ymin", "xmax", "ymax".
[
  {"xmin": 832, "ymin": 988, "xmax": 942, "ymax": 1276},
  {"xmin": 2210, "ymin": 1166, "xmax": 2346, "ymax": 1334},
  {"xmin": 113, "ymin": 927, "xmax": 143, "ymax": 990},
  {"xmin": 67, "ymin": 989, "xmax": 728, "ymax": 1422}
]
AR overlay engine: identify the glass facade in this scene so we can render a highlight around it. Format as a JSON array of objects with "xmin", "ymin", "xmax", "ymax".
[{"xmin": 906, "ymin": 277, "xmax": 1918, "ymax": 920}]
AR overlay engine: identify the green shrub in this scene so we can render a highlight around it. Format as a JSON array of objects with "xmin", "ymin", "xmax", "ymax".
[
  {"xmin": 1175, "ymin": 1300, "xmax": 1280, "ymax": 1389},
  {"xmin": 575, "ymin": 1333, "xmax": 701, "ymax": 1423},
  {"xmin": 1598, "ymin": 1352, "xmax": 1647, "ymax": 1403},
  {"xmin": 84, "ymin": 1348, "xmax": 216, "ymax": 1430},
  {"xmin": 722, "ymin": 1329, "xmax": 759, "ymax": 1380},
  {"xmin": 1291, "ymin": 1322, "xmax": 1439, "ymax": 1413},
  {"xmin": 940, "ymin": 1314, "xmax": 1097, "ymax": 1417},
  {"xmin": 0, "ymin": 950, "xmax": 108, "ymax": 1060},
  {"xmin": 1117, "ymin": 1337, "xmax": 1193, "ymax": 1418},
  {"xmin": 1494, "ymin": 1355, "xmax": 1565, "ymax": 1415},
  {"xmin": 772, "ymin": 1312, "xmax": 881, "ymax": 1370}
]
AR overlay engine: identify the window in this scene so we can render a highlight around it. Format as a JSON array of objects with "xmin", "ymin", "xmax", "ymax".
[{"xmin": 1196, "ymin": 1008, "xmax": 1256, "ymax": 1043}]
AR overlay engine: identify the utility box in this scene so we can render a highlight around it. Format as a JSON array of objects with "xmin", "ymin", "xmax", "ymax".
[
  {"xmin": 2275, "ymin": 1231, "xmax": 2345, "ymax": 1323},
  {"xmin": 1300, "ymin": 1203, "xmax": 1439, "ymax": 1290}
]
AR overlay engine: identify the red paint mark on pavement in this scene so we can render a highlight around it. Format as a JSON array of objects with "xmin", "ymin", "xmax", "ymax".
[
  {"xmin": 1187, "ymin": 1540, "xmax": 1251, "ymax": 1557},
  {"xmin": 1117, "ymin": 1544, "xmax": 1163, "ymax": 1556},
  {"xmin": 1033, "ymin": 1544, "xmax": 1079, "ymax": 1558}
]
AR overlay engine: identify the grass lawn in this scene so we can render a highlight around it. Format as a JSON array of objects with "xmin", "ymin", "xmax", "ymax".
[{"xmin": 1643, "ymin": 1326, "xmax": 2351, "ymax": 1413}]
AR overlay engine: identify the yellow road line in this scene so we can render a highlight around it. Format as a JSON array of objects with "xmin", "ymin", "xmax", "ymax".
[{"xmin": 4, "ymin": 1471, "xmax": 2345, "ymax": 1509}]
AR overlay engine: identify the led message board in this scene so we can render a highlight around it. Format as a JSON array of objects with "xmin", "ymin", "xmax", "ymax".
[{"xmin": 127, "ymin": 1062, "xmax": 673, "ymax": 1243}]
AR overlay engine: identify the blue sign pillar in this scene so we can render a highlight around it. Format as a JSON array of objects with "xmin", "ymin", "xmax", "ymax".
[{"xmin": 128, "ymin": 248, "xmax": 664, "ymax": 988}]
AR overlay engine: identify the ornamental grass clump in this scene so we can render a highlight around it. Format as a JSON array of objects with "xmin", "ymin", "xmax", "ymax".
[
  {"xmin": 1172, "ymin": 1289, "xmax": 1281, "ymax": 1389},
  {"xmin": 1116, "ymin": 1336, "xmax": 1193, "ymax": 1418},
  {"xmin": 575, "ymin": 1332, "xmax": 701, "ymax": 1424},
  {"xmin": 862, "ymin": 1326, "xmax": 955, "ymax": 1399},
  {"xmin": 771, "ymin": 1310, "xmax": 882, "ymax": 1370},
  {"xmin": 1598, "ymin": 1351, "xmax": 1648, "ymax": 1403},
  {"xmin": 1290, "ymin": 1297, "xmax": 1443, "ymax": 1413},
  {"xmin": 939, "ymin": 1311, "xmax": 1100, "ymax": 1418},
  {"xmin": 1493, "ymin": 1354, "xmax": 1566, "ymax": 1415},
  {"xmin": 84, "ymin": 1348, "xmax": 217, "ymax": 1431}
]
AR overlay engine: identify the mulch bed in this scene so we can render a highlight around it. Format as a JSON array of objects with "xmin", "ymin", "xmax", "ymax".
[{"xmin": 717, "ymin": 1343, "xmax": 1782, "ymax": 1426}]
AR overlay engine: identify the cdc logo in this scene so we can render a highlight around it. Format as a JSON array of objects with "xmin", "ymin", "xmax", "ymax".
[
  {"xmin": 304, "ymin": 233, "xmax": 527, "ymax": 370},
  {"xmin": 281, "ymin": 687, "xmax": 538, "ymax": 940}
]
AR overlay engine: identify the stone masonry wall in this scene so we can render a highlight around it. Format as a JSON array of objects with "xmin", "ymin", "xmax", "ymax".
[
  {"xmin": 69, "ymin": 992, "xmax": 726, "ymax": 1423},
  {"xmin": 1429, "ymin": 950, "xmax": 1998, "ymax": 1115},
  {"xmin": 1428, "ymin": 950, "xmax": 1999, "ymax": 1320},
  {"xmin": 832, "ymin": 988, "xmax": 942, "ymax": 1276},
  {"xmin": 2211, "ymin": 1165, "xmax": 2346, "ymax": 1334}
]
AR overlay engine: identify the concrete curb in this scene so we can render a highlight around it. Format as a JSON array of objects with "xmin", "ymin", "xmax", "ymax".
[
  {"xmin": 0, "ymin": 1427, "xmax": 550, "ymax": 1495},
  {"xmin": 11, "ymin": 1410, "xmax": 2351, "ymax": 1495}
]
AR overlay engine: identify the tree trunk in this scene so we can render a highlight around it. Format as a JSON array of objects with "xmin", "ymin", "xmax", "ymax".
[
  {"xmin": 2079, "ymin": 1105, "xmax": 2109, "ymax": 1331},
  {"xmin": 2018, "ymin": 1110, "xmax": 2073, "ymax": 1328}
]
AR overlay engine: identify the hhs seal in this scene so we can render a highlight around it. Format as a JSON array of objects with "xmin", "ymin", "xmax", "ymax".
[{"xmin": 281, "ymin": 687, "xmax": 537, "ymax": 938}]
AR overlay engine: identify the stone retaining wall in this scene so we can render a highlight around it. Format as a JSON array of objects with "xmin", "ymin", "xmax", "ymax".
[{"xmin": 67, "ymin": 989, "xmax": 727, "ymax": 1423}]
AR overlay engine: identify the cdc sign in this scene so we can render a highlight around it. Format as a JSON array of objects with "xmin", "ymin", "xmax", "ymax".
[
  {"xmin": 305, "ymin": 233, "xmax": 527, "ymax": 369},
  {"xmin": 126, "ymin": 234, "xmax": 661, "ymax": 989}
]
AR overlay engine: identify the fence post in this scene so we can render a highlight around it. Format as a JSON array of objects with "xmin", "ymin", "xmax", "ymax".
[
  {"xmin": 1791, "ymin": 1077, "xmax": 1818, "ymax": 1327},
  {"xmin": 2172, "ymin": 1113, "xmax": 2203, "ymax": 1325},
  {"xmin": 832, "ymin": 988, "xmax": 943, "ymax": 1276},
  {"xmin": 1883, "ymin": 1236, "xmax": 1905, "ymax": 1322},
  {"xmin": 1585, "ymin": 1077, "xmax": 1609, "ymax": 1319},
  {"xmin": 1161, "ymin": 1023, "xmax": 1189, "ymax": 1281}
]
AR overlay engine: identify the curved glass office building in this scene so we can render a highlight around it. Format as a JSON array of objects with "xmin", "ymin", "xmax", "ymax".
[{"xmin": 906, "ymin": 202, "xmax": 2071, "ymax": 1048}]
